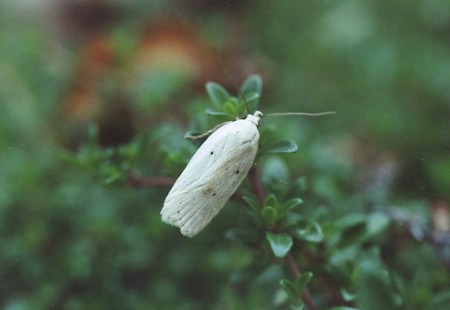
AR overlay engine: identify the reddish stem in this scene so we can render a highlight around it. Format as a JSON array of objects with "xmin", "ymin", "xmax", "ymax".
[
  {"xmin": 285, "ymin": 254, "xmax": 317, "ymax": 310},
  {"xmin": 127, "ymin": 172, "xmax": 174, "ymax": 188},
  {"xmin": 249, "ymin": 166, "xmax": 316, "ymax": 309},
  {"xmin": 249, "ymin": 165, "xmax": 266, "ymax": 204}
]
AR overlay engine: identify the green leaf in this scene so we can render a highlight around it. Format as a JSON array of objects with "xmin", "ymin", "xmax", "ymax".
[
  {"xmin": 261, "ymin": 206, "xmax": 278, "ymax": 226},
  {"xmin": 222, "ymin": 100, "xmax": 240, "ymax": 116},
  {"xmin": 290, "ymin": 304, "xmax": 305, "ymax": 310},
  {"xmin": 334, "ymin": 215, "xmax": 368, "ymax": 248},
  {"xmin": 365, "ymin": 212, "xmax": 390, "ymax": 239},
  {"xmin": 224, "ymin": 228, "xmax": 259, "ymax": 246},
  {"xmin": 330, "ymin": 307, "xmax": 359, "ymax": 310},
  {"xmin": 118, "ymin": 139, "xmax": 141, "ymax": 162},
  {"xmin": 279, "ymin": 198, "xmax": 303, "ymax": 216},
  {"xmin": 261, "ymin": 139, "xmax": 298, "ymax": 154},
  {"xmin": 240, "ymin": 75, "xmax": 263, "ymax": 111},
  {"xmin": 264, "ymin": 194, "xmax": 279, "ymax": 208},
  {"xmin": 280, "ymin": 272, "xmax": 313, "ymax": 303},
  {"xmin": 280, "ymin": 279, "xmax": 300, "ymax": 303},
  {"xmin": 240, "ymin": 92, "xmax": 260, "ymax": 112},
  {"xmin": 206, "ymin": 82, "xmax": 231, "ymax": 107},
  {"xmin": 205, "ymin": 108, "xmax": 230, "ymax": 117},
  {"xmin": 261, "ymin": 157, "xmax": 290, "ymax": 187},
  {"xmin": 266, "ymin": 232, "xmax": 293, "ymax": 258},
  {"xmin": 241, "ymin": 92, "xmax": 260, "ymax": 103},
  {"xmin": 296, "ymin": 272, "xmax": 313, "ymax": 294},
  {"xmin": 292, "ymin": 220, "xmax": 323, "ymax": 243},
  {"xmin": 341, "ymin": 289, "xmax": 357, "ymax": 302},
  {"xmin": 355, "ymin": 261, "xmax": 401, "ymax": 310},
  {"xmin": 240, "ymin": 74, "xmax": 262, "ymax": 96},
  {"xmin": 101, "ymin": 165, "xmax": 124, "ymax": 185},
  {"xmin": 242, "ymin": 195, "xmax": 260, "ymax": 212},
  {"xmin": 430, "ymin": 290, "xmax": 450, "ymax": 308}
]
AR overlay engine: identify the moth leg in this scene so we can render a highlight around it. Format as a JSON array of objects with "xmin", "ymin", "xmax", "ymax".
[{"xmin": 184, "ymin": 122, "xmax": 231, "ymax": 140}]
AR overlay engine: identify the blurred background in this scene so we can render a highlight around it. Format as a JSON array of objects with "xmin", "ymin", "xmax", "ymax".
[{"xmin": 1, "ymin": 0, "xmax": 449, "ymax": 309}]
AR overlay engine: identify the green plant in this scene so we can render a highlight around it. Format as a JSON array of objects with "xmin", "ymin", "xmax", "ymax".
[
  {"xmin": 66, "ymin": 75, "xmax": 409, "ymax": 309},
  {"xmin": 2, "ymin": 1, "xmax": 450, "ymax": 308}
]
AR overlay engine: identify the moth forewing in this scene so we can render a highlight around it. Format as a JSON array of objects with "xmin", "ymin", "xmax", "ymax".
[{"xmin": 161, "ymin": 112, "xmax": 262, "ymax": 237}]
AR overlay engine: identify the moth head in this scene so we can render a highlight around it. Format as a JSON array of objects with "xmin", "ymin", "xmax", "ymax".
[{"xmin": 246, "ymin": 110, "xmax": 263, "ymax": 125}]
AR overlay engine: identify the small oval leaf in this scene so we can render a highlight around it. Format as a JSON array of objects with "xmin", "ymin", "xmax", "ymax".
[
  {"xmin": 242, "ymin": 195, "xmax": 260, "ymax": 213},
  {"xmin": 222, "ymin": 100, "xmax": 240, "ymax": 116},
  {"xmin": 206, "ymin": 82, "xmax": 231, "ymax": 107},
  {"xmin": 296, "ymin": 272, "xmax": 313, "ymax": 293},
  {"xmin": 205, "ymin": 108, "xmax": 230, "ymax": 116},
  {"xmin": 261, "ymin": 206, "xmax": 278, "ymax": 226},
  {"xmin": 264, "ymin": 194, "xmax": 279, "ymax": 208},
  {"xmin": 261, "ymin": 139, "xmax": 298, "ymax": 154},
  {"xmin": 292, "ymin": 220, "xmax": 323, "ymax": 243},
  {"xmin": 280, "ymin": 279, "xmax": 300, "ymax": 302},
  {"xmin": 241, "ymin": 92, "xmax": 260, "ymax": 113},
  {"xmin": 240, "ymin": 74, "xmax": 263, "ymax": 96},
  {"xmin": 240, "ymin": 75, "xmax": 263, "ymax": 112},
  {"xmin": 280, "ymin": 272, "xmax": 313, "ymax": 304},
  {"xmin": 266, "ymin": 232, "xmax": 293, "ymax": 258},
  {"xmin": 279, "ymin": 198, "xmax": 303, "ymax": 216}
]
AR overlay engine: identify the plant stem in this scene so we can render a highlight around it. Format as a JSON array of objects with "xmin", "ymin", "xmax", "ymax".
[
  {"xmin": 285, "ymin": 254, "xmax": 317, "ymax": 310},
  {"xmin": 127, "ymin": 171, "xmax": 174, "ymax": 188},
  {"xmin": 249, "ymin": 165, "xmax": 266, "ymax": 204},
  {"xmin": 249, "ymin": 166, "xmax": 317, "ymax": 309}
]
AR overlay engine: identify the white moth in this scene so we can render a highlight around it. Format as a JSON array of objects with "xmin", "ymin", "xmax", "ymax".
[
  {"xmin": 161, "ymin": 111, "xmax": 263, "ymax": 237},
  {"xmin": 161, "ymin": 109, "xmax": 334, "ymax": 237}
]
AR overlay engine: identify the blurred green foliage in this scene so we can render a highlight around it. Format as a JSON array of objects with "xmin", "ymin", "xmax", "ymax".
[{"xmin": 1, "ymin": 0, "xmax": 450, "ymax": 309}]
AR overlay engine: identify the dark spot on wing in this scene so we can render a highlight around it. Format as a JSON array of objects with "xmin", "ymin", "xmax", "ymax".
[{"xmin": 203, "ymin": 186, "xmax": 216, "ymax": 197}]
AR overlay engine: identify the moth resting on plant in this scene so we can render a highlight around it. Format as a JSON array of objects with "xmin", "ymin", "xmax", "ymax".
[{"xmin": 161, "ymin": 111, "xmax": 262, "ymax": 237}]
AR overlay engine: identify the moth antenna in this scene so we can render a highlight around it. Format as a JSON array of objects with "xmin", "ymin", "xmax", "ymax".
[
  {"xmin": 265, "ymin": 111, "xmax": 336, "ymax": 117},
  {"xmin": 238, "ymin": 90, "xmax": 250, "ymax": 114},
  {"xmin": 218, "ymin": 61, "xmax": 250, "ymax": 114}
]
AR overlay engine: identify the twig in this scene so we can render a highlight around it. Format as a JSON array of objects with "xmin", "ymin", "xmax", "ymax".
[
  {"xmin": 127, "ymin": 172, "xmax": 174, "ymax": 188},
  {"xmin": 248, "ymin": 165, "xmax": 266, "ymax": 204},
  {"xmin": 285, "ymin": 253, "xmax": 301, "ymax": 278}
]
